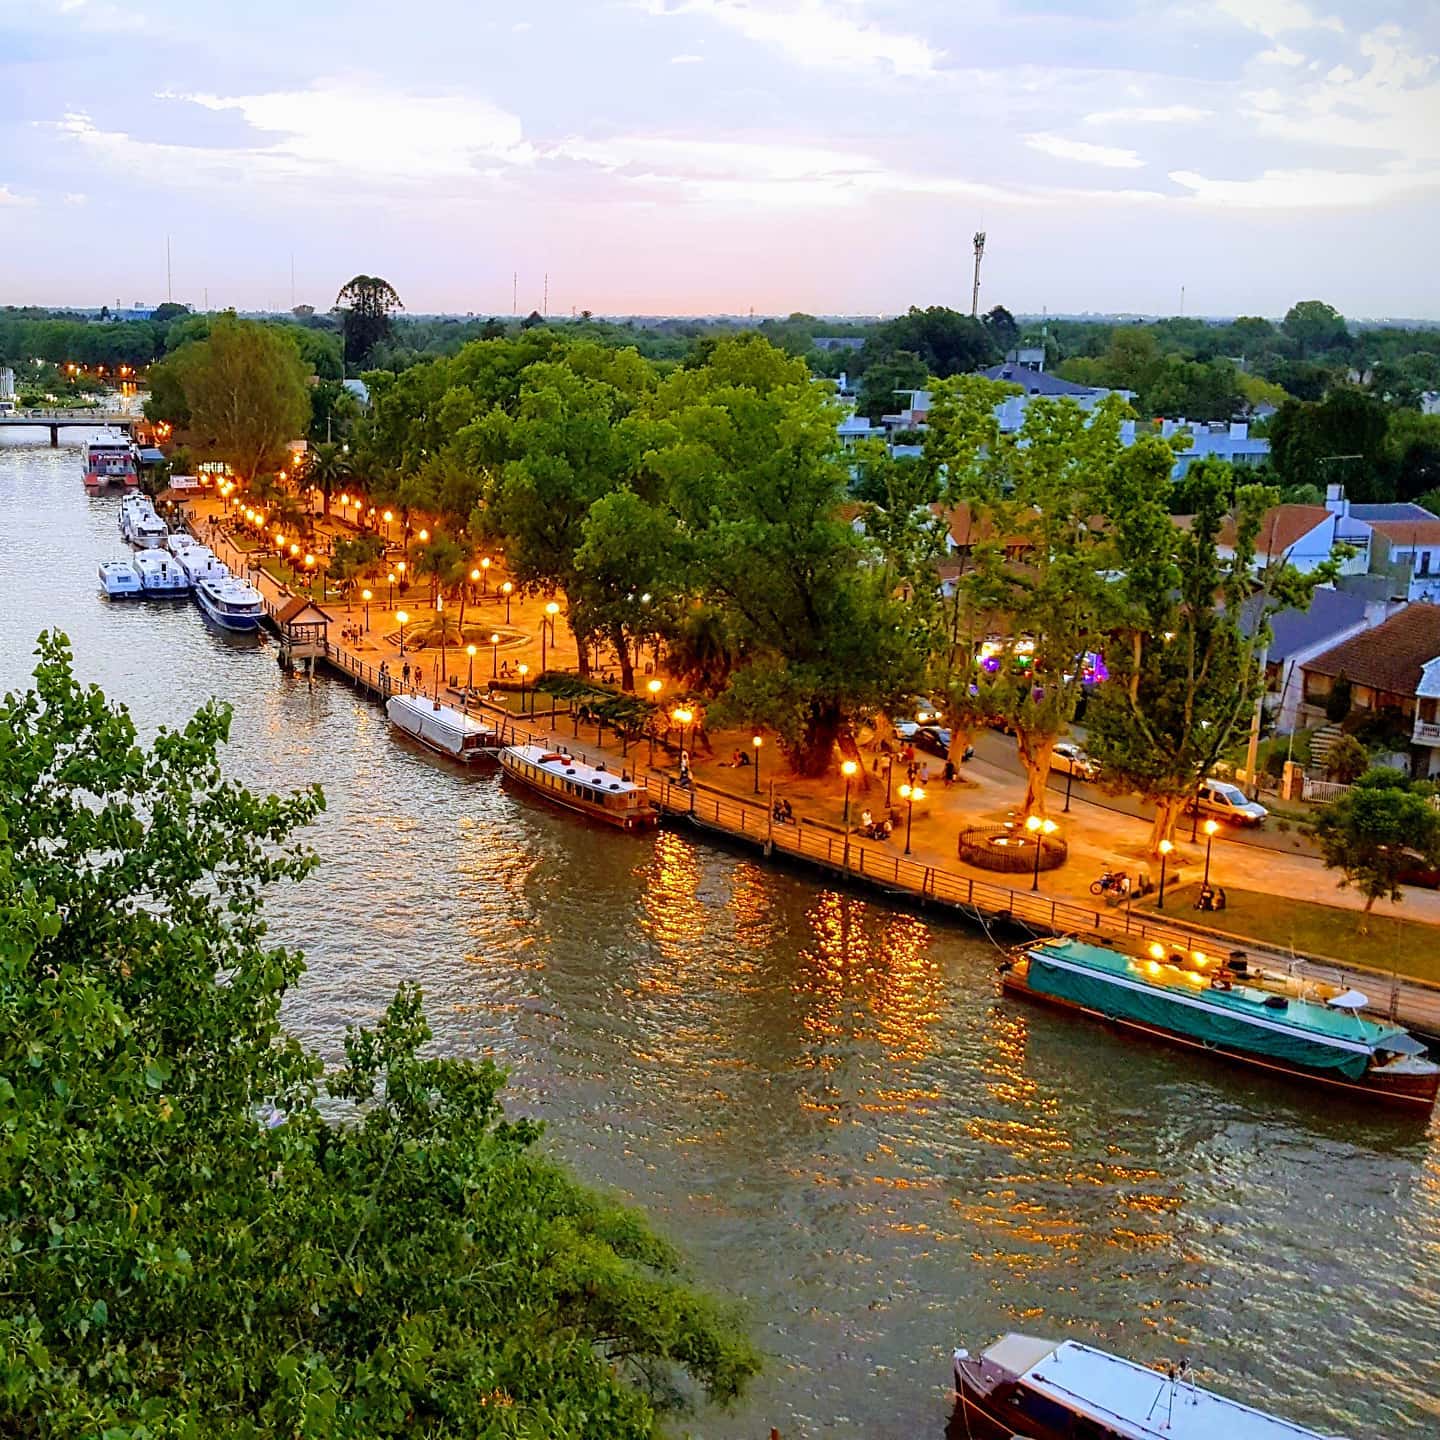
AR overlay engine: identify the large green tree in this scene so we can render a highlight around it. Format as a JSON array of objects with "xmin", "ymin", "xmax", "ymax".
[
  {"xmin": 0, "ymin": 634, "xmax": 759, "ymax": 1436},
  {"xmin": 336, "ymin": 275, "xmax": 404, "ymax": 368},
  {"xmin": 168, "ymin": 314, "xmax": 311, "ymax": 481},
  {"xmin": 1313, "ymin": 769, "xmax": 1440, "ymax": 927}
]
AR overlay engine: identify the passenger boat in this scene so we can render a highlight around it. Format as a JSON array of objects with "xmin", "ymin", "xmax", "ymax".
[
  {"xmin": 194, "ymin": 574, "xmax": 264, "ymax": 631},
  {"xmin": 175, "ymin": 545, "xmax": 229, "ymax": 585},
  {"xmin": 385, "ymin": 693, "xmax": 498, "ymax": 763},
  {"xmin": 132, "ymin": 550, "xmax": 190, "ymax": 594},
  {"xmin": 954, "ymin": 1334, "xmax": 1347, "ymax": 1440},
  {"xmin": 97, "ymin": 559, "xmax": 143, "ymax": 599},
  {"xmin": 83, "ymin": 434, "xmax": 139, "ymax": 489},
  {"xmin": 497, "ymin": 744, "xmax": 659, "ymax": 831},
  {"xmin": 1002, "ymin": 936, "xmax": 1439, "ymax": 1109},
  {"xmin": 166, "ymin": 529, "xmax": 198, "ymax": 555},
  {"xmin": 121, "ymin": 505, "xmax": 169, "ymax": 549}
]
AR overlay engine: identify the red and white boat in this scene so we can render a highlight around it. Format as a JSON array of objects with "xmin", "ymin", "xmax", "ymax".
[{"xmin": 83, "ymin": 433, "xmax": 139, "ymax": 490}]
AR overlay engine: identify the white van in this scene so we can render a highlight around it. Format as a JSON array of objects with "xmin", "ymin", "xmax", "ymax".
[{"xmin": 1189, "ymin": 778, "xmax": 1268, "ymax": 827}]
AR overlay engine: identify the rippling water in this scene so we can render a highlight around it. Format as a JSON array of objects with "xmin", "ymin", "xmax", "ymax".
[{"xmin": 4, "ymin": 433, "xmax": 1438, "ymax": 1439}]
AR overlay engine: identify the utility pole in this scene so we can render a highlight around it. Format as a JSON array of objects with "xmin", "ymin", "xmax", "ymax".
[{"xmin": 970, "ymin": 231, "xmax": 986, "ymax": 318}]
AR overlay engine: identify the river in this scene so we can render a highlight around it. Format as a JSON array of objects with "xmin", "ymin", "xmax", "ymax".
[{"xmin": 4, "ymin": 432, "xmax": 1438, "ymax": 1439}]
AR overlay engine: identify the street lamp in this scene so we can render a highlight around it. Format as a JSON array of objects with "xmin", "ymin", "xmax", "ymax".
[
  {"xmin": 1158, "ymin": 839, "xmax": 1174, "ymax": 909},
  {"xmin": 842, "ymin": 758, "xmax": 858, "ymax": 823},
  {"xmin": 304, "ymin": 552, "xmax": 317, "ymax": 598},
  {"xmin": 469, "ymin": 567, "xmax": 481, "ymax": 599},
  {"xmin": 542, "ymin": 600, "xmax": 559, "ymax": 672},
  {"xmin": 501, "ymin": 579, "xmax": 513, "ymax": 623},
  {"xmin": 480, "ymin": 556, "xmax": 491, "ymax": 593},
  {"xmin": 898, "ymin": 783, "xmax": 925, "ymax": 855},
  {"xmin": 361, "ymin": 587, "xmax": 372, "ymax": 631},
  {"xmin": 396, "ymin": 609, "xmax": 409, "ymax": 658},
  {"xmin": 387, "ymin": 571, "xmax": 396, "ymax": 608},
  {"xmin": 517, "ymin": 662, "xmax": 529, "ymax": 714},
  {"xmin": 396, "ymin": 559, "xmax": 406, "ymax": 591},
  {"xmin": 673, "ymin": 707, "xmax": 693, "ymax": 759},
  {"xmin": 466, "ymin": 643, "xmax": 477, "ymax": 695},
  {"xmin": 490, "ymin": 631, "xmax": 501, "ymax": 678},
  {"xmin": 753, "ymin": 734, "xmax": 763, "ymax": 794},
  {"xmin": 382, "ymin": 509, "xmax": 393, "ymax": 540},
  {"xmin": 647, "ymin": 679, "xmax": 663, "ymax": 762},
  {"xmin": 1203, "ymin": 819, "xmax": 1219, "ymax": 889},
  {"xmin": 1025, "ymin": 814, "xmax": 1059, "ymax": 892}
]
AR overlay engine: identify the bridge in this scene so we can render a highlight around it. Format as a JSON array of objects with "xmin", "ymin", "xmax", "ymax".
[{"xmin": 0, "ymin": 411, "xmax": 139, "ymax": 445}]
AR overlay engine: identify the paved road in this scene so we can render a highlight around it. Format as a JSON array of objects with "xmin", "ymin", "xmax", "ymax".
[{"xmin": 966, "ymin": 728, "xmax": 1323, "ymax": 861}]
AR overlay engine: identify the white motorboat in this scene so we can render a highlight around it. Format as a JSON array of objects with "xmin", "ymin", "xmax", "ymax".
[
  {"xmin": 129, "ymin": 509, "xmax": 169, "ymax": 549},
  {"xmin": 194, "ymin": 575, "xmax": 264, "ymax": 631},
  {"xmin": 98, "ymin": 559, "xmax": 143, "ymax": 599},
  {"xmin": 176, "ymin": 546, "xmax": 229, "ymax": 585},
  {"xmin": 133, "ymin": 550, "xmax": 190, "ymax": 594},
  {"xmin": 166, "ymin": 529, "xmax": 198, "ymax": 555},
  {"xmin": 385, "ymin": 693, "xmax": 499, "ymax": 763}
]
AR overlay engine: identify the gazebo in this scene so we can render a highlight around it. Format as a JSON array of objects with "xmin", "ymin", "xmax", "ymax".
[{"xmin": 275, "ymin": 597, "xmax": 333, "ymax": 668}]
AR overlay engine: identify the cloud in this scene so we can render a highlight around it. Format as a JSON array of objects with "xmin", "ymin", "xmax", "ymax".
[
  {"xmin": 1025, "ymin": 133, "xmax": 1144, "ymax": 169},
  {"xmin": 670, "ymin": 53, "xmax": 704, "ymax": 62},
  {"xmin": 1216, "ymin": 0, "xmax": 1343, "ymax": 41},
  {"xmin": 642, "ymin": 0, "xmax": 941, "ymax": 78},
  {"xmin": 63, "ymin": 192, "xmax": 87, "ymax": 205},
  {"xmin": 1170, "ymin": 165, "xmax": 1440, "ymax": 208},
  {"xmin": 0, "ymin": 185, "xmax": 36, "ymax": 206},
  {"xmin": 1083, "ymin": 105, "xmax": 1212, "ymax": 126},
  {"xmin": 1257, "ymin": 44, "xmax": 1305, "ymax": 65}
]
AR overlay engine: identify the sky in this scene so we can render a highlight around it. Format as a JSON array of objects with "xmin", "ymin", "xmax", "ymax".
[{"xmin": 1, "ymin": 0, "xmax": 1438, "ymax": 319}]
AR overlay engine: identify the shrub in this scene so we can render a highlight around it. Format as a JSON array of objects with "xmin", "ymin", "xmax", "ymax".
[
  {"xmin": 1325, "ymin": 673, "xmax": 1352, "ymax": 724},
  {"xmin": 1325, "ymin": 734, "xmax": 1369, "ymax": 784}
]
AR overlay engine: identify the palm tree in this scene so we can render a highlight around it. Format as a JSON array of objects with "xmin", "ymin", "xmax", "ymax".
[{"xmin": 307, "ymin": 443, "xmax": 353, "ymax": 518}]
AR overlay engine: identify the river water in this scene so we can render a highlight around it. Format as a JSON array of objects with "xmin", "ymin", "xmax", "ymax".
[{"xmin": 4, "ymin": 433, "xmax": 1439, "ymax": 1439}]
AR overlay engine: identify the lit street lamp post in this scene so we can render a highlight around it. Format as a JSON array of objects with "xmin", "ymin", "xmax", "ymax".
[
  {"xmin": 1203, "ymin": 819, "xmax": 1219, "ymax": 889},
  {"xmin": 673, "ymin": 707, "xmax": 693, "ymax": 762},
  {"xmin": 361, "ymin": 588, "xmax": 372, "ymax": 631},
  {"xmin": 396, "ymin": 610, "xmax": 409, "ymax": 658},
  {"xmin": 1158, "ymin": 839, "xmax": 1174, "ymax": 909},
  {"xmin": 1025, "ymin": 814, "xmax": 1059, "ymax": 892},
  {"xmin": 387, "ymin": 571, "xmax": 396, "ymax": 607},
  {"xmin": 1063, "ymin": 759, "xmax": 1075, "ymax": 814},
  {"xmin": 753, "ymin": 734, "xmax": 763, "ymax": 794},
  {"xmin": 647, "ymin": 678, "xmax": 662, "ymax": 763},
  {"xmin": 480, "ymin": 557, "xmax": 491, "ymax": 593},
  {"xmin": 466, "ymin": 644, "xmax": 476, "ymax": 696},
  {"xmin": 842, "ymin": 758, "xmax": 858, "ymax": 823},
  {"xmin": 898, "ymin": 783, "xmax": 924, "ymax": 855},
  {"xmin": 501, "ymin": 580, "xmax": 513, "ymax": 623},
  {"xmin": 517, "ymin": 662, "xmax": 529, "ymax": 715}
]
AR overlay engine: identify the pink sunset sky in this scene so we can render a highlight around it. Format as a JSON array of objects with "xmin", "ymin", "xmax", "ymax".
[{"xmin": 2, "ymin": 0, "xmax": 1437, "ymax": 317}]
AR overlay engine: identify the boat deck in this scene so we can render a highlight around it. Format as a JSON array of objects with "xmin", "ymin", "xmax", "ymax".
[{"xmin": 1034, "ymin": 937, "xmax": 1396, "ymax": 1049}]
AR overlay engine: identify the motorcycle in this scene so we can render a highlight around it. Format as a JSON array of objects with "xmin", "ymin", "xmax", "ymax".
[{"xmin": 1089, "ymin": 869, "xmax": 1131, "ymax": 898}]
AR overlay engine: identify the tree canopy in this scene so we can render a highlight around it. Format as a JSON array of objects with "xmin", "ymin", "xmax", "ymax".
[
  {"xmin": 0, "ymin": 634, "xmax": 760, "ymax": 1437},
  {"xmin": 336, "ymin": 275, "xmax": 405, "ymax": 368}
]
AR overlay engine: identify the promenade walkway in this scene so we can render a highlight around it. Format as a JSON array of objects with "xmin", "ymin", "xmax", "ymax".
[{"xmin": 185, "ymin": 497, "xmax": 1440, "ymax": 1037}]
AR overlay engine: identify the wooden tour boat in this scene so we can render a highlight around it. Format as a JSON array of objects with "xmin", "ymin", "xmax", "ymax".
[
  {"xmin": 1002, "ymin": 937, "xmax": 1439, "ymax": 1110},
  {"xmin": 497, "ymin": 744, "xmax": 658, "ymax": 831},
  {"xmin": 954, "ymin": 1334, "xmax": 1350, "ymax": 1440}
]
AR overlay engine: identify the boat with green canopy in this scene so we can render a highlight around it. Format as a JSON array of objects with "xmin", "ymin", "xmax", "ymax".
[{"xmin": 1002, "ymin": 936, "xmax": 1438, "ymax": 1109}]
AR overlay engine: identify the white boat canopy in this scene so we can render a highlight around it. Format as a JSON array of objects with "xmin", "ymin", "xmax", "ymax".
[{"xmin": 1326, "ymin": 990, "xmax": 1369, "ymax": 1011}]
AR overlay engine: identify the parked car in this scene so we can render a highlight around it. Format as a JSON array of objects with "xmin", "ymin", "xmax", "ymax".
[
  {"xmin": 1051, "ymin": 740, "xmax": 1099, "ymax": 781},
  {"xmin": 1187, "ymin": 778, "xmax": 1268, "ymax": 827},
  {"xmin": 1397, "ymin": 850, "xmax": 1440, "ymax": 889},
  {"xmin": 896, "ymin": 720, "xmax": 952, "ymax": 758}
]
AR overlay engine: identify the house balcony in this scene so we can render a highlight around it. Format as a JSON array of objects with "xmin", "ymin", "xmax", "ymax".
[{"xmin": 1413, "ymin": 718, "xmax": 1440, "ymax": 746}]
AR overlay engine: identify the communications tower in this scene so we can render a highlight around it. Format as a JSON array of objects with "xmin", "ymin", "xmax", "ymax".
[{"xmin": 971, "ymin": 231, "xmax": 986, "ymax": 317}]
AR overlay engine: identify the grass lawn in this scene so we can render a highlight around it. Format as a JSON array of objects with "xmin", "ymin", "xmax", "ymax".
[{"xmin": 1139, "ymin": 881, "xmax": 1440, "ymax": 986}]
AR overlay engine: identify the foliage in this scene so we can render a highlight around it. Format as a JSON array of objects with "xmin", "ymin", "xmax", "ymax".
[
  {"xmin": 1324, "ymin": 733, "xmax": 1369, "ymax": 784},
  {"xmin": 0, "ymin": 634, "xmax": 760, "ymax": 1437},
  {"xmin": 1268, "ymin": 388, "xmax": 1392, "ymax": 500},
  {"xmin": 855, "ymin": 349, "xmax": 928, "ymax": 423},
  {"xmin": 1313, "ymin": 768, "xmax": 1440, "ymax": 921},
  {"xmin": 1325, "ymin": 672, "xmax": 1353, "ymax": 724},
  {"xmin": 1381, "ymin": 411, "xmax": 1440, "ymax": 501},
  {"xmin": 165, "ymin": 315, "xmax": 312, "ymax": 480},
  {"xmin": 336, "ymin": 275, "xmax": 404, "ymax": 368},
  {"xmin": 304, "ymin": 440, "xmax": 353, "ymax": 516},
  {"xmin": 1282, "ymin": 300, "xmax": 1350, "ymax": 358},
  {"xmin": 1084, "ymin": 457, "xmax": 1332, "ymax": 853}
]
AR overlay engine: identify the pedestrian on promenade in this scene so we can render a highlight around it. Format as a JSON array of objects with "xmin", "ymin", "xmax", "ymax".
[
  {"xmin": 943, "ymin": 759, "xmax": 956, "ymax": 786},
  {"xmin": 402, "ymin": 661, "xmax": 410, "ymax": 687}
]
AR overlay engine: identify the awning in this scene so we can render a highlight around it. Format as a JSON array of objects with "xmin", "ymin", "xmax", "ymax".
[
  {"xmin": 1375, "ymin": 1032, "xmax": 1429, "ymax": 1055},
  {"xmin": 1326, "ymin": 989, "xmax": 1369, "ymax": 1010},
  {"xmin": 138, "ymin": 447, "xmax": 166, "ymax": 465}
]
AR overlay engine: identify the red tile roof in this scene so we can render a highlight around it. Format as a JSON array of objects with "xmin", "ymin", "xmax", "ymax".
[
  {"xmin": 1302, "ymin": 603, "xmax": 1440, "ymax": 696},
  {"xmin": 1221, "ymin": 505, "xmax": 1331, "ymax": 557},
  {"xmin": 1365, "ymin": 519, "xmax": 1440, "ymax": 548}
]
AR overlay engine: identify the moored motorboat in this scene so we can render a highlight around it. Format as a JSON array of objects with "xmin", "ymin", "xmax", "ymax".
[
  {"xmin": 497, "ymin": 743, "xmax": 658, "ymax": 831},
  {"xmin": 385, "ymin": 693, "xmax": 498, "ymax": 763},
  {"xmin": 175, "ymin": 545, "xmax": 229, "ymax": 585},
  {"xmin": 954, "ymin": 1334, "xmax": 1348, "ymax": 1440},
  {"xmin": 194, "ymin": 574, "xmax": 264, "ymax": 631},
  {"xmin": 1002, "ymin": 936, "xmax": 1439, "ymax": 1109},
  {"xmin": 166, "ymin": 529, "xmax": 198, "ymax": 555},
  {"xmin": 98, "ymin": 559, "xmax": 143, "ymax": 599},
  {"xmin": 132, "ymin": 550, "xmax": 190, "ymax": 594}
]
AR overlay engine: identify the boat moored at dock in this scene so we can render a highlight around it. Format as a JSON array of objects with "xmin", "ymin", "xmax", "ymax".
[
  {"xmin": 97, "ymin": 559, "xmax": 143, "ymax": 599},
  {"xmin": 121, "ymin": 505, "xmax": 168, "ymax": 548},
  {"xmin": 1002, "ymin": 936, "xmax": 1439, "ymax": 1109},
  {"xmin": 175, "ymin": 545, "xmax": 229, "ymax": 585},
  {"xmin": 497, "ymin": 743, "xmax": 659, "ymax": 831},
  {"xmin": 83, "ymin": 434, "xmax": 139, "ymax": 490},
  {"xmin": 385, "ymin": 693, "xmax": 499, "ymax": 763},
  {"xmin": 132, "ymin": 550, "xmax": 190, "ymax": 594},
  {"xmin": 953, "ymin": 1334, "xmax": 1347, "ymax": 1440},
  {"xmin": 194, "ymin": 574, "xmax": 264, "ymax": 631}
]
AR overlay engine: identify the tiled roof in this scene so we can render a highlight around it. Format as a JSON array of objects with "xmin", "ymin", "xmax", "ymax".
[
  {"xmin": 1303, "ymin": 602, "xmax": 1440, "ymax": 695},
  {"xmin": 1218, "ymin": 505, "xmax": 1332, "ymax": 557},
  {"xmin": 275, "ymin": 597, "xmax": 332, "ymax": 625},
  {"xmin": 1241, "ymin": 588, "xmax": 1369, "ymax": 661},
  {"xmin": 1348, "ymin": 502, "xmax": 1439, "ymax": 522},
  {"xmin": 977, "ymin": 364, "xmax": 1100, "ymax": 397},
  {"xmin": 1364, "ymin": 518, "xmax": 1440, "ymax": 547}
]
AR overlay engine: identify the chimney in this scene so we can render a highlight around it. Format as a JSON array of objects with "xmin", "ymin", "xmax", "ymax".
[{"xmin": 1324, "ymin": 483, "xmax": 1348, "ymax": 518}]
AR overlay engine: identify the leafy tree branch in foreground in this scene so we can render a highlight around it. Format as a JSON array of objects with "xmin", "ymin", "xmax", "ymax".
[{"xmin": 0, "ymin": 633, "xmax": 759, "ymax": 1438}]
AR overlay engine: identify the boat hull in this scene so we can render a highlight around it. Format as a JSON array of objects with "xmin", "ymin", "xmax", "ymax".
[
  {"xmin": 195, "ymin": 592, "xmax": 263, "ymax": 630},
  {"xmin": 498, "ymin": 748, "xmax": 659, "ymax": 831},
  {"xmin": 1003, "ymin": 966, "xmax": 1439, "ymax": 1109}
]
